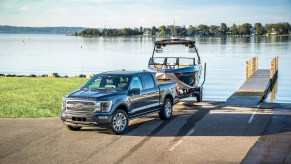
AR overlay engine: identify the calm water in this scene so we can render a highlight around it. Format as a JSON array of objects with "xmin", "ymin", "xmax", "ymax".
[{"xmin": 0, "ymin": 34, "xmax": 290, "ymax": 103}]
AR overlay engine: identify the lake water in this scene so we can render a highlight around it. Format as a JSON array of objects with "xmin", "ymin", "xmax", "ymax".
[{"xmin": 0, "ymin": 34, "xmax": 290, "ymax": 103}]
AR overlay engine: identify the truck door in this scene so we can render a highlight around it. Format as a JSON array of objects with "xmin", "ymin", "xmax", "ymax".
[
  {"xmin": 140, "ymin": 74, "xmax": 160, "ymax": 111},
  {"xmin": 128, "ymin": 76, "xmax": 146, "ymax": 115}
]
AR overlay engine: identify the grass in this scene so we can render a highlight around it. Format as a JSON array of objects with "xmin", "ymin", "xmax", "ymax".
[{"xmin": 0, "ymin": 77, "xmax": 88, "ymax": 118}]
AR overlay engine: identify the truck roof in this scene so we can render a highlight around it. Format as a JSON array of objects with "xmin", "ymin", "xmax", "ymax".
[{"xmin": 100, "ymin": 70, "xmax": 151, "ymax": 76}]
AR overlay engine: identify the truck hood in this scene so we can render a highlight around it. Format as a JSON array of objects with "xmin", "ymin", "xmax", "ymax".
[{"xmin": 67, "ymin": 89, "xmax": 124, "ymax": 99}]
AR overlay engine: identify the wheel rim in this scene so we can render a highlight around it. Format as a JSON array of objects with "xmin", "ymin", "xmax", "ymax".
[
  {"xmin": 165, "ymin": 101, "xmax": 172, "ymax": 118},
  {"xmin": 113, "ymin": 113, "xmax": 127, "ymax": 132}
]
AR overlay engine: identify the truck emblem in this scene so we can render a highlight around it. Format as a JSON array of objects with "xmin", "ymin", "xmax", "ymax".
[{"xmin": 76, "ymin": 103, "xmax": 84, "ymax": 109}]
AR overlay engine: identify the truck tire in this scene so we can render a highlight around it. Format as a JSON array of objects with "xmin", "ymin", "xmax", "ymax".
[
  {"xmin": 196, "ymin": 88, "xmax": 203, "ymax": 102},
  {"xmin": 159, "ymin": 98, "xmax": 172, "ymax": 120},
  {"xmin": 110, "ymin": 109, "xmax": 129, "ymax": 135},
  {"xmin": 66, "ymin": 125, "xmax": 81, "ymax": 131}
]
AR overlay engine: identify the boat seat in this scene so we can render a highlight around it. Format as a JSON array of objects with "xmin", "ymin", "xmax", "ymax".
[
  {"xmin": 155, "ymin": 64, "xmax": 163, "ymax": 69},
  {"xmin": 178, "ymin": 65, "xmax": 187, "ymax": 68}
]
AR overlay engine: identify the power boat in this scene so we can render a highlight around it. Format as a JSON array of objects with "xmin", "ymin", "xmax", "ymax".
[{"xmin": 147, "ymin": 38, "xmax": 206, "ymax": 102}]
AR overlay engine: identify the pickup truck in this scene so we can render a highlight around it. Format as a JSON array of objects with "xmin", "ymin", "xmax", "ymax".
[{"xmin": 60, "ymin": 71, "xmax": 179, "ymax": 134}]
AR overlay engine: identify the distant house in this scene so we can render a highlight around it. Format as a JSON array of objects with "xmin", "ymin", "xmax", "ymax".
[
  {"xmin": 269, "ymin": 28, "xmax": 278, "ymax": 35},
  {"xmin": 250, "ymin": 27, "xmax": 256, "ymax": 35},
  {"xmin": 143, "ymin": 29, "xmax": 152, "ymax": 36}
]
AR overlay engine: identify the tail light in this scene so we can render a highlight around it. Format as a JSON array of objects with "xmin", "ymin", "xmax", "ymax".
[{"xmin": 175, "ymin": 86, "xmax": 179, "ymax": 95}]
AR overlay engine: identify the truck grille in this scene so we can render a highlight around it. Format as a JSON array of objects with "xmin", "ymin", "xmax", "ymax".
[{"xmin": 66, "ymin": 100, "xmax": 98, "ymax": 112}]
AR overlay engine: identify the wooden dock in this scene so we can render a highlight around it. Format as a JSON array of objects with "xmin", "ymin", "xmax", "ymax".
[{"xmin": 226, "ymin": 56, "xmax": 278, "ymax": 106}]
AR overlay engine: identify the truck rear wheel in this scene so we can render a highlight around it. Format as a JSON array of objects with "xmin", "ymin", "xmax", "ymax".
[
  {"xmin": 159, "ymin": 98, "xmax": 172, "ymax": 120},
  {"xmin": 110, "ymin": 109, "xmax": 129, "ymax": 135},
  {"xmin": 66, "ymin": 125, "xmax": 81, "ymax": 131}
]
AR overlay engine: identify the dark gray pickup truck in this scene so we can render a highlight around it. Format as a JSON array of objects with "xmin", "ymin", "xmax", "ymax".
[{"xmin": 61, "ymin": 71, "xmax": 179, "ymax": 134}]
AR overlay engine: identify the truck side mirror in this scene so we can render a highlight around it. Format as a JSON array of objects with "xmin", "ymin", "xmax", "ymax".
[{"xmin": 130, "ymin": 88, "xmax": 140, "ymax": 95}]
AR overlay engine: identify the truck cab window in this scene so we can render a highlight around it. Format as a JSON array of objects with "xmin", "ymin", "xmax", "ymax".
[
  {"xmin": 130, "ymin": 76, "xmax": 143, "ymax": 90},
  {"xmin": 142, "ymin": 75, "xmax": 155, "ymax": 89}
]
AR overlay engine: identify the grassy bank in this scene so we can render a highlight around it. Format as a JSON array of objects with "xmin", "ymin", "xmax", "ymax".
[{"xmin": 0, "ymin": 77, "xmax": 88, "ymax": 118}]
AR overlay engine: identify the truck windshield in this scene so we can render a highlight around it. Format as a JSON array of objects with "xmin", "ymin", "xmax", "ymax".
[{"xmin": 83, "ymin": 75, "xmax": 130, "ymax": 91}]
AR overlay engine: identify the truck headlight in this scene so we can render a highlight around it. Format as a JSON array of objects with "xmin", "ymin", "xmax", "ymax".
[
  {"xmin": 62, "ymin": 99, "xmax": 66, "ymax": 109},
  {"xmin": 95, "ymin": 101, "xmax": 112, "ymax": 112}
]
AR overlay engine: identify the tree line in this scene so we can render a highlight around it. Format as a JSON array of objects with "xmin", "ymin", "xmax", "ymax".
[
  {"xmin": 74, "ymin": 22, "xmax": 290, "ymax": 37},
  {"xmin": 0, "ymin": 26, "xmax": 85, "ymax": 34}
]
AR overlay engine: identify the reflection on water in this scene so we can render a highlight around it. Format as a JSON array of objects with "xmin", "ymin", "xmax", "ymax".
[{"xmin": 0, "ymin": 34, "xmax": 290, "ymax": 103}]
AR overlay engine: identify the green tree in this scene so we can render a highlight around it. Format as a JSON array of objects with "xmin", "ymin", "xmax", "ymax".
[
  {"xmin": 151, "ymin": 26, "xmax": 157, "ymax": 36},
  {"xmin": 139, "ymin": 26, "xmax": 144, "ymax": 33},
  {"xmin": 198, "ymin": 24, "xmax": 209, "ymax": 36},
  {"xmin": 239, "ymin": 23, "xmax": 252, "ymax": 35},
  {"xmin": 210, "ymin": 25, "xmax": 219, "ymax": 35},
  {"xmin": 159, "ymin": 25, "xmax": 167, "ymax": 36},
  {"xmin": 254, "ymin": 23, "xmax": 265, "ymax": 35},
  {"xmin": 265, "ymin": 24, "xmax": 273, "ymax": 33},
  {"xmin": 188, "ymin": 25, "xmax": 197, "ymax": 36},
  {"xmin": 79, "ymin": 28, "xmax": 100, "ymax": 36},
  {"xmin": 230, "ymin": 24, "xmax": 239, "ymax": 35},
  {"xmin": 282, "ymin": 22, "xmax": 290, "ymax": 34},
  {"xmin": 220, "ymin": 23, "xmax": 228, "ymax": 36},
  {"xmin": 175, "ymin": 25, "xmax": 187, "ymax": 36}
]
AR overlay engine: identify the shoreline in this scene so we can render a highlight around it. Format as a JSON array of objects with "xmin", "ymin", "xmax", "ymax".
[
  {"xmin": 0, "ymin": 73, "xmax": 93, "ymax": 78},
  {"xmin": 1, "ymin": 33, "xmax": 290, "ymax": 37}
]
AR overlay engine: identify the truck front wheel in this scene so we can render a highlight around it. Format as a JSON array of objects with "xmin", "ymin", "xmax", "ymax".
[
  {"xmin": 159, "ymin": 98, "xmax": 172, "ymax": 120},
  {"xmin": 66, "ymin": 125, "xmax": 81, "ymax": 131},
  {"xmin": 110, "ymin": 109, "xmax": 129, "ymax": 135}
]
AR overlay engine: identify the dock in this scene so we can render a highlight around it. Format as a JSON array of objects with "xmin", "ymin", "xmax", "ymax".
[{"xmin": 226, "ymin": 56, "xmax": 278, "ymax": 106}]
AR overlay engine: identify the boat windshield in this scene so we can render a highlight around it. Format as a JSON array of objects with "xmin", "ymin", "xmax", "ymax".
[
  {"xmin": 83, "ymin": 75, "xmax": 130, "ymax": 91},
  {"xmin": 154, "ymin": 44, "xmax": 196, "ymax": 58},
  {"xmin": 149, "ymin": 57, "xmax": 197, "ymax": 69}
]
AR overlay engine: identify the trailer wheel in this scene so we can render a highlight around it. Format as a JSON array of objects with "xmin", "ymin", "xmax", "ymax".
[{"xmin": 196, "ymin": 88, "xmax": 203, "ymax": 102}]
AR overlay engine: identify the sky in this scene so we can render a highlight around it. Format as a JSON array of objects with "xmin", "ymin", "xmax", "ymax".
[{"xmin": 0, "ymin": 0, "xmax": 290, "ymax": 28}]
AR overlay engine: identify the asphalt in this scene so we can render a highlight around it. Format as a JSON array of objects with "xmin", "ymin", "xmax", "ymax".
[{"xmin": 0, "ymin": 101, "xmax": 291, "ymax": 164}]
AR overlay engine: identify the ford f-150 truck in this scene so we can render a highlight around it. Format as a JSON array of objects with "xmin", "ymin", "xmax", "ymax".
[{"xmin": 60, "ymin": 71, "xmax": 179, "ymax": 134}]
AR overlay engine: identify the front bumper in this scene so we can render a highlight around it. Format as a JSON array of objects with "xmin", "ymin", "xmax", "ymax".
[{"xmin": 60, "ymin": 109, "xmax": 112, "ymax": 127}]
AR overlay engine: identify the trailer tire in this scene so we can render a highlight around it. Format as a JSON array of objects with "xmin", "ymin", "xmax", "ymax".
[{"xmin": 196, "ymin": 88, "xmax": 203, "ymax": 102}]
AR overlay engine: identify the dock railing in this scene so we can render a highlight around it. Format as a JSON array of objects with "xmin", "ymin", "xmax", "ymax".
[
  {"xmin": 270, "ymin": 56, "xmax": 279, "ymax": 79},
  {"xmin": 227, "ymin": 56, "xmax": 279, "ymax": 106},
  {"xmin": 246, "ymin": 56, "xmax": 258, "ymax": 79}
]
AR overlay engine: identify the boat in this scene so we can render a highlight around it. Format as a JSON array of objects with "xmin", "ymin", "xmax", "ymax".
[{"xmin": 147, "ymin": 38, "xmax": 206, "ymax": 102}]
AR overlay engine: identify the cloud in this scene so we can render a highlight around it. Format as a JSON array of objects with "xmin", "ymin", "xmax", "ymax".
[{"xmin": 19, "ymin": 6, "xmax": 28, "ymax": 11}]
